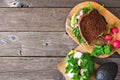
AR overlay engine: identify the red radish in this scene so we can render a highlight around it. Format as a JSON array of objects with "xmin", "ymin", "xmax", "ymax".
[
  {"xmin": 112, "ymin": 40, "xmax": 120, "ymax": 49},
  {"xmin": 76, "ymin": 10, "xmax": 83, "ymax": 19},
  {"xmin": 79, "ymin": 10, "xmax": 83, "ymax": 16},
  {"xmin": 75, "ymin": 23, "xmax": 79, "ymax": 28},
  {"xmin": 104, "ymin": 34, "xmax": 112, "ymax": 41},
  {"xmin": 76, "ymin": 14, "xmax": 81, "ymax": 19},
  {"xmin": 111, "ymin": 27, "xmax": 119, "ymax": 34}
]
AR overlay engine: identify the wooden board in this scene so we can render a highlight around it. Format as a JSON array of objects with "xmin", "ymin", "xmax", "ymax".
[
  {"xmin": 1, "ymin": 0, "xmax": 120, "ymax": 7},
  {"xmin": 66, "ymin": 1, "xmax": 120, "ymax": 58}
]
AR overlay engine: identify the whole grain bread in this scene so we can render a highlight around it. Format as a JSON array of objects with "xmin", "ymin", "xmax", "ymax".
[{"xmin": 78, "ymin": 9, "xmax": 107, "ymax": 46}]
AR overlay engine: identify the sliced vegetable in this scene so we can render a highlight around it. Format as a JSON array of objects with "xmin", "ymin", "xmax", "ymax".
[{"xmin": 74, "ymin": 52, "xmax": 82, "ymax": 59}]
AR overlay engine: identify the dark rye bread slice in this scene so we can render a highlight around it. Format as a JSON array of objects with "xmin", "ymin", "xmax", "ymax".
[{"xmin": 78, "ymin": 9, "xmax": 107, "ymax": 46}]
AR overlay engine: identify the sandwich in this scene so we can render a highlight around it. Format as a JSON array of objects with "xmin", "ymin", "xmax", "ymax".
[
  {"xmin": 66, "ymin": 2, "xmax": 120, "ymax": 58},
  {"xmin": 65, "ymin": 50, "xmax": 118, "ymax": 80},
  {"xmin": 65, "ymin": 50, "xmax": 94, "ymax": 80}
]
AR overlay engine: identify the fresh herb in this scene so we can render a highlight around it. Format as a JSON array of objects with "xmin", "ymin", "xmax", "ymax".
[
  {"xmin": 114, "ymin": 22, "xmax": 120, "ymax": 27},
  {"xmin": 91, "ymin": 44, "xmax": 111, "ymax": 56},
  {"xmin": 71, "ymin": 74, "xmax": 81, "ymax": 80},
  {"xmin": 70, "ymin": 2, "xmax": 93, "ymax": 44},
  {"xmin": 72, "ymin": 27, "xmax": 84, "ymax": 43},
  {"xmin": 88, "ymin": 2, "xmax": 93, "ymax": 10},
  {"xmin": 107, "ymin": 27, "xmax": 111, "ymax": 34},
  {"xmin": 81, "ymin": 69, "xmax": 90, "ymax": 80},
  {"xmin": 71, "ymin": 13, "xmax": 77, "ymax": 28},
  {"xmin": 98, "ymin": 4, "xmax": 104, "ymax": 11},
  {"xmin": 65, "ymin": 50, "xmax": 94, "ymax": 80},
  {"xmin": 103, "ymin": 45, "xmax": 111, "ymax": 54},
  {"xmin": 80, "ymin": 53, "xmax": 94, "ymax": 75},
  {"xmin": 98, "ymin": 32, "xmax": 104, "ymax": 37},
  {"xmin": 82, "ymin": 2, "xmax": 93, "ymax": 14}
]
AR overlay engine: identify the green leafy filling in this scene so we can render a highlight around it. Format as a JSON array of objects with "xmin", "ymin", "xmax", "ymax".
[
  {"xmin": 91, "ymin": 44, "xmax": 111, "ymax": 56},
  {"xmin": 65, "ymin": 50, "xmax": 94, "ymax": 80},
  {"xmin": 72, "ymin": 27, "xmax": 84, "ymax": 43},
  {"xmin": 80, "ymin": 53, "xmax": 94, "ymax": 75},
  {"xmin": 71, "ymin": 2, "xmax": 93, "ymax": 43}
]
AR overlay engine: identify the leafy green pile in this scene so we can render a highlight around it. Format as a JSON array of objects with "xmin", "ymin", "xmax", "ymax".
[
  {"xmin": 65, "ymin": 50, "xmax": 94, "ymax": 80},
  {"xmin": 72, "ymin": 27, "xmax": 84, "ymax": 43},
  {"xmin": 91, "ymin": 44, "xmax": 111, "ymax": 56},
  {"xmin": 71, "ymin": 2, "xmax": 93, "ymax": 43}
]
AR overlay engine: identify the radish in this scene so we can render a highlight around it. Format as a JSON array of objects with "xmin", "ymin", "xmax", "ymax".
[
  {"xmin": 74, "ymin": 23, "xmax": 79, "ymax": 28},
  {"xmin": 111, "ymin": 27, "xmax": 119, "ymax": 34},
  {"xmin": 104, "ymin": 34, "xmax": 112, "ymax": 41},
  {"xmin": 112, "ymin": 40, "xmax": 120, "ymax": 49},
  {"xmin": 79, "ymin": 10, "xmax": 83, "ymax": 16},
  {"xmin": 76, "ymin": 10, "xmax": 83, "ymax": 19},
  {"xmin": 76, "ymin": 14, "xmax": 81, "ymax": 19},
  {"xmin": 66, "ymin": 72, "xmax": 74, "ymax": 78},
  {"xmin": 74, "ymin": 52, "xmax": 82, "ymax": 59},
  {"xmin": 77, "ymin": 59, "xmax": 81, "ymax": 66}
]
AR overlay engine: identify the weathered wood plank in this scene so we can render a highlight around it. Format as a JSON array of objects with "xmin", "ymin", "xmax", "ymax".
[
  {"xmin": 0, "ymin": 57, "xmax": 64, "ymax": 80},
  {"xmin": 0, "ymin": 8, "xmax": 119, "ymax": 32},
  {"xmin": 0, "ymin": 8, "xmax": 70, "ymax": 32},
  {"xmin": 0, "ymin": 57, "xmax": 120, "ymax": 80},
  {"xmin": 0, "ymin": 32, "xmax": 77, "ymax": 56},
  {"xmin": 1, "ymin": 0, "xmax": 120, "ymax": 8}
]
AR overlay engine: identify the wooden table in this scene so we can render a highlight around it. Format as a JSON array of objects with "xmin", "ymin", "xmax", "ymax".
[{"xmin": 0, "ymin": 0, "xmax": 120, "ymax": 80}]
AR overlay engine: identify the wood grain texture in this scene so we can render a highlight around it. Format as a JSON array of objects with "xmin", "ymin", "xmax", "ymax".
[
  {"xmin": 0, "ymin": 32, "xmax": 77, "ymax": 56},
  {"xmin": 1, "ymin": 0, "xmax": 120, "ymax": 8},
  {"xmin": 0, "ymin": 8, "xmax": 119, "ymax": 32},
  {"xmin": 0, "ymin": 57, "xmax": 64, "ymax": 80}
]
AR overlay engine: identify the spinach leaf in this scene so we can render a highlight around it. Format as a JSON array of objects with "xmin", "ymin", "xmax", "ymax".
[
  {"xmin": 103, "ymin": 45, "xmax": 111, "ymax": 54},
  {"xmin": 72, "ymin": 27, "xmax": 84, "ymax": 43},
  {"xmin": 91, "ymin": 44, "xmax": 111, "ymax": 56},
  {"xmin": 80, "ymin": 53, "xmax": 94, "ymax": 75}
]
